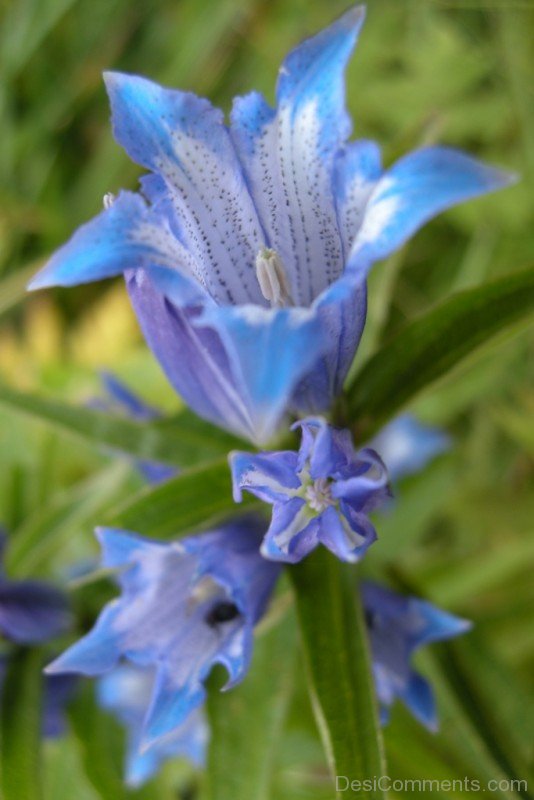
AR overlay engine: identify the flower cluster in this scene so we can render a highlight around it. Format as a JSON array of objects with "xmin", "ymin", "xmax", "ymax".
[{"xmin": 23, "ymin": 3, "xmax": 512, "ymax": 786}]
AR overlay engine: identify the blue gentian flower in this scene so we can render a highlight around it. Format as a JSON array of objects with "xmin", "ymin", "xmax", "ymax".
[
  {"xmin": 98, "ymin": 663, "xmax": 207, "ymax": 787},
  {"xmin": 362, "ymin": 582, "xmax": 471, "ymax": 730},
  {"xmin": 28, "ymin": 7, "xmax": 514, "ymax": 443},
  {"xmin": 46, "ymin": 517, "xmax": 280, "ymax": 752},
  {"xmin": 368, "ymin": 415, "xmax": 450, "ymax": 482},
  {"xmin": 93, "ymin": 371, "xmax": 177, "ymax": 484},
  {"xmin": 0, "ymin": 533, "xmax": 71, "ymax": 645},
  {"xmin": 230, "ymin": 417, "xmax": 390, "ymax": 563}
]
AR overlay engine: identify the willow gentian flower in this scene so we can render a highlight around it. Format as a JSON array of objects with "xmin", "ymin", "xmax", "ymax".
[
  {"xmin": 98, "ymin": 663, "xmax": 207, "ymax": 786},
  {"xmin": 369, "ymin": 415, "xmax": 450, "ymax": 482},
  {"xmin": 362, "ymin": 582, "xmax": 471, "ymax": 730},
  {"xmin": 230, "ymin": 417, "xmax": 390, "ymax": 563},
  {"xmin": 0, "ymin": 535, "xmax": 71, "ymax": 644},
  {"xmin": 46, "ymin": 517, "xmax": 280, "ymax": 751},
  {"xmin": 28, "ymin": 7, "xmax": 514, "ymax": 443}
]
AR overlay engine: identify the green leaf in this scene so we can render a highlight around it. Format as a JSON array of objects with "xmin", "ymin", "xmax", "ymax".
[
  {"xmin": 204, "ymin": 606, "xmax": 296, "ymax": 800},
  {"xmin": 290, "ymin": 550, "xmax": 386, "ymax": 800},
  {"xmin": 0, "ymin": 647, "xmax": 44, "ymax": 800},
  {"xmin": 0, "ymin": 383, "xmax": 244, "ymax": 469},
  {"xmin": 6, "ymin": 463, "xmax": 131, "ymax": 577},
  {"xmin": 106, "ymin": 458, "xmax": 257, "ymax": 539},
  {"xmin": 433, "ymin": 635, "xmax": 533, "ymax": 797},
  {"xmin": 344, "ymin": 267, "xmax": 534, "ymax": 436}
]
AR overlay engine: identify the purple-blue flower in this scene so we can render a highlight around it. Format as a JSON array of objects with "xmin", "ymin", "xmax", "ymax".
[
  {"xmin": 28, "ymin": 7, "xmax": 513, "ymax": 443},
  {"xmin": 98, "ymin": 663, "xmax": 207, "ymax": 787},
  {"xmin": 0, "ymin": 534, "xmax": 71, "ymax": 645},
  {"xmin": 46, "ymin": 517, "xmax": 280, "ymax": 752},
  {"xmin": 230, "ymin": 417, "xmax": 390, "ymax": 563},
  {"xmin": 0, "ymin": 657, "xmax": 77, "ymax": 738},
  {"xmin": 368, "ymin": 415, "xmax": 450, "ymax": 482},
  {"xmin": 362, "ymin": 582, "xmax": 471, "ymax": 730}
]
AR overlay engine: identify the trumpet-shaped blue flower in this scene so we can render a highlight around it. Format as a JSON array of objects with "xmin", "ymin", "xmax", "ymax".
[
  {"xmin": 230, "ymin": 417, "xmax": 390, "ymax": 563},
  {"xmin": 362, "ymin": 582, "xmax": 471, "ymax": 730},
  {"xmin": 46, "ymin": 518, "xmax": 280, "ymax": 752},
  {"xmin": 28, "ymin": 7, "xmax": 514, "ymax": 443},
  {"xmin": 368, "ymin": 415, "xmax": 450, "ymax": 482},
  {"xmin": 98, "ymin": 663, "xmax": 207, "ymax": 787}
]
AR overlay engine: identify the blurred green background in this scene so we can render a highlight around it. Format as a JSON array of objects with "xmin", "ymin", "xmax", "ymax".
[{"xmin": 0, "ymin": 1, "xmax": 532, "ymax": 798}]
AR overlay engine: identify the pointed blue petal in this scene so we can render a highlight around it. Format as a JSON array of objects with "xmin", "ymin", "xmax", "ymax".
[
  {"xmin": 410, "ymin": 599, "xmax": 472, "ymax": 649},
  {"xmin": 261, "ymin": 498, "xmax": 317, "ymax": 563},
  {"xmin": 229, "ymin": 450, "xmax": 300, "ymax": 503},
  {"xmin": 95, "ymin": 527, "xmax": 155, "ymax": 570},
  {"xmin": 231, "ymin": 7, "xmax": 365, "ymax": 306},
  {"xmin": 350, "ymin": 146, "xmax": 517, "ymax": 277},
  {"xmin": 45, "ymin": 604, "xmax": 121, "ymax": 675},
  {"xmin": 105, "ymin": 71, "xmax": 265, "ymax": 306},
  {"xmin": 400, "ymin": 672, "xmax": 438, "ymax": 732},
  {"xmin": 199, "ymin": 303, "xmax": 326, "ymax": 444},
  {"xmin": 28, "ymin": 191, "xmax": 192, "ymax": 291},
  {"xmin": 318, "ymin": 505, "xmax": 376, "ymax": 563},
  {"xmin": 100, "ymin": 371, "xmax": 160, "ymax": 421},
  {"xmin": 142, "ymin": 663, "xmax": 207, "ymax": 748}
]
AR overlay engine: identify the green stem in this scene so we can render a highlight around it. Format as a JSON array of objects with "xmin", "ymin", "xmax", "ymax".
[{"xmin": 290, "ymin": 549, "xmax": 387, "ymax": 800}]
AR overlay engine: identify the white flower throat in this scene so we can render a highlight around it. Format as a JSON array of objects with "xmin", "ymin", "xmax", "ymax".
[
  {"xmin": 255, "ymin": 248, "xmax": 293, "ymax": 307},
  {"xmin": 304, "ymin": 477, "xmax": 334, "ymax": 513}
]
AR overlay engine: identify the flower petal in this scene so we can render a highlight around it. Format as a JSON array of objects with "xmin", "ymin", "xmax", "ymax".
[
  {"xmin": 105, "ymin": 71, "xmax": 266, "ymax": 305},
  {"xmin": 229, "ymin": 450, "xmax": 300, "ymax": 503},
  {"xmin": 318, "ymin": 505, "xmax": 376, "ymax": 563},
  {"xmin": 409, "ymin": 599, "xmax": 472, "ymax": 649},
  {"xmin": 231, "ymin": 7, "xmax": 366, "ymax": 305},
  {"xmin": 126, "ymin": 269, "xmax": 256, "ymax": 439},
  {"xmin": 400, "ymin": 672, "xmax": 438, "ymax": 732},
  {"xmin": 261, "ymin": 498, "xmax": 318, "ymax": 563},
  {"xmin": 349, "ymin": 146, "xmax": 517, "ymax": 278},
  {"xmin": 197, "ymin": 302, "xmax": 327, "ymax": 443},
  {"xmin": 28, "ymin": 191, "xmax": 202, "ymax": 296}
]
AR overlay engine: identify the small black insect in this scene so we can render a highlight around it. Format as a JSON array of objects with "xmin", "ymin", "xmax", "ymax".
[{"xmin": 205, "ymin": 601, "xmax": 240, "ymax": 628}]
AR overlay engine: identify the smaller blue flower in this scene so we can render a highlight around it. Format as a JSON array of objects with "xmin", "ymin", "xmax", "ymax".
[
  {"xmin": 362, "ymin": 582, "xmax": 471, "ymax": 730},
  {"xmin": 0, "ymin": 532, "xmax": 71, "ymax": 645},
  {"xmin": 368, "ymin": 415, "xmax": 450, "ymax": 482},
  {"xmin": 98, "ymin": 663, "xmax": 208, "ymax": 787},
  {"xmin": 46, "ymin": 517, "xmax": 280, "ymax": 753},
  {"xmin": 230, "ymin": 417, "xmax": 390, "ymax": 563}
]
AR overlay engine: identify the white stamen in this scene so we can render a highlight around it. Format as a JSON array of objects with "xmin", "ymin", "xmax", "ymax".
[
  {"xmin": 255, "ymin": 248, "xmax": 293, "ymax": 307},
  {"xmin": 103, "ymin": 192, "xmax": 116, "ymax": 210},
  {"xmin": 305, "ymin": 477, "xmax": 334, "ymax": 513}
]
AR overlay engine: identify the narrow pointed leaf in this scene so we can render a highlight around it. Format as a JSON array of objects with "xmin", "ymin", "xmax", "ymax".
[
  {"xmin": 290, "ymin": 550, "xmax": 386, "ymax": 800},
  {"xmin": 106, "ymin": 459, "xmax": 258, "ymax": 539},
  {"xmin": 345, "ymin": 267, "xmax": 534, "ymax": 436},
  {"xmin": 0, "ymin": 383, "xmax": 243, "ymax": 469}
]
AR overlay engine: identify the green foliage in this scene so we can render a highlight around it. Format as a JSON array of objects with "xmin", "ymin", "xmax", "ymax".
[{"xmin": 0, "ymin": 1, "xmax": 532, "ymax": 798}]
